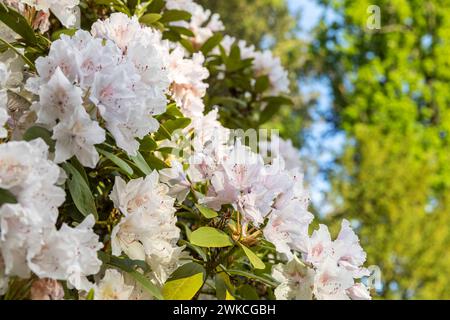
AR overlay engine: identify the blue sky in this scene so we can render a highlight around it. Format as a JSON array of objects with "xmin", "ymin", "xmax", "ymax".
[{"xmin": 286, "ymin": 0, "xmax": 345, "ymax": 215}]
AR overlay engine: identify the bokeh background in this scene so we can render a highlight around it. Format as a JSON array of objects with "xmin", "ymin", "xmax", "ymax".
[{"xmin": 198, "ymin": 0, "xmax": 450, "ymax": 299}]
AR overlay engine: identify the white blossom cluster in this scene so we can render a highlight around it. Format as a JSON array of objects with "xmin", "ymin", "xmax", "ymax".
[
  {"xmin": 0, "ymin": 139, "xmax": 102, "ymax": 293},
  {"xmin": 219, "ymin": 35, "xmax": 290, "ymax": 95},
  {"xmin": 272, "ymin": 220, "xmax": 371, "ymax": 300},
  {"xmin": 2, "ymin": 0, "xmax": 80, "ymax": 32},
  {"xmin": 0, "ymin": 0, "xmax": 373, "ymax": 301},
  {"xmin": 110, "ymin": 171, "xmax": 184, "ymax": 287},
  {"xmin": 168, "ymin": 44, "xmax": 209, "ymax": 118},
  {"xmin": 165, "ymin": 0, "xmax": 224, "ymax": 46},
  {"xmin": 26, "ymin": 14, "xmax": 171, "ymax": 167},
  {"xmin": 161, "ymin": 115, "xmax": 371, "ymax": 299}
]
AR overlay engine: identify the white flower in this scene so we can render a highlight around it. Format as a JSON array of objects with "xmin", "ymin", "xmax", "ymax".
[
  {"xmin": 333, "ymin": 219, "xmax": 367, "ymax": 275},
  {"xmin": 252, "ymin": 50, "xmax": 289, "ymax": 95},
  {"xmin": 27, "ymin": 23, "xmax": 170, "ymax": 160},
  {"xmin": 52, "ymin": 107, "xmax": 105, "ymax": 168},
  {"xmin": 168, "ymin": 45, "xmax": 209, "ymax": 118},
  {"xmin": 32, "ymin": 67, "xmax": 83, "ymax": 127},
  {"xmin": 105, "ymin": 115, "xmax": 159, "ymax": 157},
  {"xmin": 46, "ymin": 0, "xmax": 80, "ymax": 29},
  {"xmin": 187, "ymin": 109, "xmax": 230, "ymax": 155},
  {"xmin": 305, "ymin": 219, "xmax": 369, "ymax": 278},
  {"xmin": 200, "ymin": 140, "xmax": 268, "ymax": 224},
  {"xmin": 0, "ymin": 139, "xmax": 65, "ymax": 219},
  {"xmin": 304, "ymin": 224, "xmax": 333, "ymax": 267},
  {"xmin": 27, "ymin": 37, "xmax": 81, "ymax": 94},
  {"xmin": 346, "ymin": 283, "xmax": 372, "ymax": 300},
  {"xmin": 91, "ymin": 13, "xmax": 141, "ymax": 52},
  {"xmin": 94, "ymin": 269, "xmax": 134, "ymax": 300},
  {"xmin": 28, "ymin": 215, "xmax": 103, "ymax": 291},
  {"xmin": 0, "ymin": 204, "xmax": 44, "ymax": 278},
  {"xmin": 313, "ymin": 257, "xmax": 354, "ymax": 300},
  {"xmin": 259, "ymin": 135, "xmax": 301, "ymax": 170},
  {"xmin": 272, "ymin": 256, "xmax": 315, "ymax": 300},
  {"xmin": 16, "ymin": 0, "xmax": 80, "ymax": 30},
  {"xmin": 264, "ymin": 203, "xmax": 313, "ymax": 260},
  {"xmin": 89, "ymin": 64, "xmax": 140, "ymax": 124},
  {"xmin": 110, "ymin": 172, "xmax": 182, "ymax": 281},
  {"xmin": 159, "ymin": 160, "xmax": 191, "ymax": 202}
]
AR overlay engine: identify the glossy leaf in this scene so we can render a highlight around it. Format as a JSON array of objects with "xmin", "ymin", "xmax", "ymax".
[{"xmin": 190, "ymin": 227, "xmax": 233, "ymax": 248}]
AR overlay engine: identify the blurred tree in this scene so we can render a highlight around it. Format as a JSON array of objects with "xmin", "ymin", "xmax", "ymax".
[
  {"xmin": 198, "ymin": 0, "xmax": 313, "ymax": 146},
  {"xmin": 313, "ymin": 0, "xmax": 450, "ymax": 299}
]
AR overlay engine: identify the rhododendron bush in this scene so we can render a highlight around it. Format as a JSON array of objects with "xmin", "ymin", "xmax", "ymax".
[{"xmin": 0, "ymin": 0, "xmax": 373, "ymax": 300}]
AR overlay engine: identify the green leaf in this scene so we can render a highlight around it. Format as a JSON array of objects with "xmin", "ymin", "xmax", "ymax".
[
  {"xmin": 226, "ymin": 44, "xmax": 244, "ymax": 72},
  {"xmin": 97, "ymin": 148, "xmax": 133, "ymax": 176},
  {"xmin": 258, "ymin": 103, "xmax": 278, "ymax": 125},
  {"xmin": 225, "ymin": 290, "xmax": 235, "ymax": 300},
  {"xmin": 160, "ymin": 10, "xmax": 192, "ymax": 23},
  {"xmin": 238, "ymin": 284, "xmax": 259, "ymax": 300},
  {"xmin": 129, "ymin": 151, "xmax": 152, "ymax": 175},
  {"xmin": 51, "ymin": 29, "xmax": 77, "ymax": 41},
  {"xmin": 130, "ymin": 270, "xmax": 164, "ymax": 300},
  {"xmin": 139, "ymin": 13, "xmax": 162, "ymax": 25},
  {"xmin": 254, "ymin": 75, "xmax": 270, "ymax": 93},
  {"xmin": 190, "ymin": 227, "xmax": 233, "ymax": 248},
  {"xmin": 165, "ymin": 103, "xmax": 184, "ymax": 118},
  {"xmin": 0, "ymin": 4, "xmax": 37, "ymax": 45},
  {"xmin": 238, "ymin": 243, "xmax": 265, "ymax": 270},
  {"xmin": 23, "ymin": 126, "xmax": 55, "ymax": 152},
  {"xmin": 70, "ymin": 158, "xmax": 89, "ymax": 184},
  {"xmin": 169, "ymin": 262, "xmax": 206, "ymax": 280},
  {"xmin": 163, "ymin": 273, "xmax": 204, "ymax": 300},
  {"xmin": 210, "ymin": 96, "xmax": 247, "ymax": 109},
  {"xmin": 162, "ymin": 30, "xmax": 181, "ymax": 42},
  {"xmin": 98, "ymin": 252, "xmax": 150, "ymax": 273},
  {"xmin": 215, "ymin": 273, "xmax": 233, "ymax": 300},
  {"xmin": 99, "ymin": 252, "xmax": 162, "ymax": 299},
  {"xmin": 179, "ymin": 240, "xmax": 207, "ymax": 262},
  {"xmin": 226, "ymin": 269, "xmax": 276, "ymax": 287},
  {"xmin": 85, "ymin": 288, "xmax": 95, "ymax": 300},
  {"xmin": 0, "ymin": 188, "xmax": 17, "ymax": 206},
  {"xmin": 162, "ymin": 263, "xmax": 205, "ymax": 300},
  {"xmin": 168, "ymin": 26, "xmax": 195, "ymax": 37},
  {"xmin": 262, "ymin": 96, "xmax": 294, "ymax": 106},
  {"xmin": 93, "ymin": 0, "xmax": 131, "ymax": 15},
  {"xmin": 63, "ymin": 162, "xmax": 98, "ymax": 220},
  {"xmin": 155, "ymin": 118, "xmax": 191, "ymax": 140},
  {"xmin": 195, "ymin": 204, "xmax": 218, "ymax": 219},
  {"xmin": 145, "ymin": 153, "xmax": 169, "ymax": 170},
  {"xmin": 146, "ymin": 0, "xmax": 164, "ymax": 13},
  {"xmin": 139, "ymin": 136, "xmax": 158, "ymax": 152},
  {"xmin": 201, "ymin": 33, "xmax": 223, "ymax": 55},
  {"xmin": 179, "ymin": 38, "xmax": 194, "ymax": 54}
]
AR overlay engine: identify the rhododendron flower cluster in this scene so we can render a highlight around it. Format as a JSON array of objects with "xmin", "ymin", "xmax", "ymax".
[
  {"xmin": 168, "ymin": 44, "xmax": 209, "ymax": 118},
  {"xmin": 110, "ymin": 171, "xmax": 184, "ymax": 285},
  {"xmin": 0, "ymin": 139, "xmax": 102, "ymax": 292},
  {"xmin": 0, "ymin": 0, "xmax": 374, "ymax": 301},
  {"xmin": 2, "ymin": 0, "xmax": 80, "ymax": 32},
  {"xmin": 26, "ymin": 15, "xmax": 170, "ymax": 165}
]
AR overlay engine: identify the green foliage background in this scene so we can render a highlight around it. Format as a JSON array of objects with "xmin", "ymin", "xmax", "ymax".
[{"xmin": 200, "ymin": 0, "xmax": 450, "ymax": 299}]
